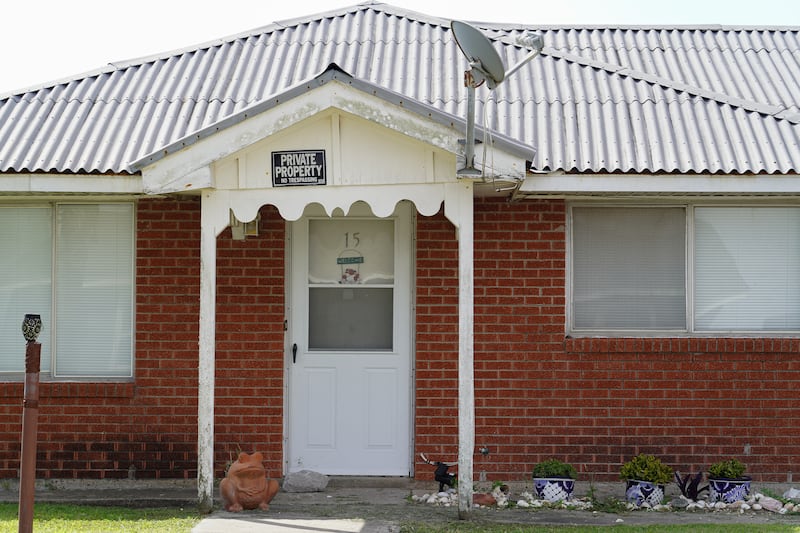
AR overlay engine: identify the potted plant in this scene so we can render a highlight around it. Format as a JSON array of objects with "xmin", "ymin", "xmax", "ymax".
[
  {"xmin": 674, "ymin": 471, "xmax": 709, "ymax": 501},
  {"xmin": 620, "ymin": 453, "xmax": 673, "ymax": 506},
  {"xmin": 532, "ymin": 459, "xmax": 577, "ymax": 502},
  {"xmin": 707, "ymin": 459, "xmax": 751, "ymax": 503}
]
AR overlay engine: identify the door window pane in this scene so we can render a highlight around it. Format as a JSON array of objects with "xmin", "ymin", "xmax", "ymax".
[
  {"xmin": 572, "ymin": 207, "xmax": 686, "ymax": 329},
  {"xmin": 309, "ymin": 288, "xmax": 393, "ymax": 350},
  {"xmin": 308, "ymin": 219, "xmax": 394, "ymax": 284},
  {"xmin": 308, "ymin": 217, "xmax": 395, "ymax": 350},
  {"xmin": 695, "ymin": 207, "xmax": 800, "ymax": 331}
]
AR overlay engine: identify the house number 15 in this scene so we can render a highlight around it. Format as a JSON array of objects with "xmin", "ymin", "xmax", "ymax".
[{"xmin": 344, "ymin": 232, "xmax": 361, "ymax": 248}]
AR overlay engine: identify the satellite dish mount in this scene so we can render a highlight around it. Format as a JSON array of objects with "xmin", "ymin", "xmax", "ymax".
[{"xmin": 450, "ymin": 20, "xmax": 543, "ymax": 175}]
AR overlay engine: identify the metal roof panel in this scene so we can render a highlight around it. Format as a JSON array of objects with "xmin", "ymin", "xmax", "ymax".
[{"xmin": 1, "ymin": 2, "xmax": 799, "ymax": 176}]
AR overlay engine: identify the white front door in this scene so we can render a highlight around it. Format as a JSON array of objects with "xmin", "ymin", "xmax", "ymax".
[{"xmin": 287, "ymin": 202, "xmax": 412, "ymax": 475}]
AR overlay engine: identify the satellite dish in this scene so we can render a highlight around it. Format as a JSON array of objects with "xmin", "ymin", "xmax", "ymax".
[
  {"xmin": 451, "ymin": 20, "xmax": 505, "ymax": 89},
  {"xmin": 451, "ymin": 20, "xmax": 544, "ymax": 174}
]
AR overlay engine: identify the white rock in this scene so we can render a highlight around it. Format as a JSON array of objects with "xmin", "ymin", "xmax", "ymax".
[
  {"xmin": 427, "ymin": 495, "xmax": 438, "ymax": 504},
  {"xmin": 282, "ymin": 470, "xmax": 329, "ymax": 492},
  {"xmin": 714, "ymin": 502, "xmax": 726, "ymax": 510},
  {"xmin": 784, "ymin": 502, "xmax": 795, "ymax": 512},
  {"xmin": 753, "ymin": 503, "xmax": 762, "ymax": 510},
  {"xmin": 438, "ymin": 491, "xmax": 449, "ymax": 498},
  {"xmin": 517, "ymin": 499, "xmax": 530, "ymax": 508},
  {"xmin": 760, "ymin": 496, "xmax": 784, "ymax": 513},
  {"xmin": 741, "ymin": 503, "xmax": 751, "ymax": 511},
  {"xmin": 783, "ymin": 487, "xmax": 800, "ymax": 501},
  {"xmin": 615, "ymin": 518, "xmax": 624, "ymax": 523},
  {"xmin": 695, "ymin": 500, "xmax": 706, "ymax": 509}
]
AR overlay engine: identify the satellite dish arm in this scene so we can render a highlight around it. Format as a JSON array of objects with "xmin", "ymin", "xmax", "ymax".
[
  {"xmin": 504, "ymin": 48, "xmax": 543, "ymax": 81},
  {"xmin": 504, "ymin": 33, "xmax": 544, "ymax": 81}
]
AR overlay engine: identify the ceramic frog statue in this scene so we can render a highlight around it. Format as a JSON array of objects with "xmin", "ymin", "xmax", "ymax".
[{"xmin": 220, "ymin": 452, "xmax": 279, "ymax": 512}]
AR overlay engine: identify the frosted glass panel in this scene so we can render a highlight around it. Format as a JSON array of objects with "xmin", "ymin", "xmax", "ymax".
[
  {"xmin": 695, "ymin": 207, "xmax": 800, "ymax": 331},
  {"xmin": 572, "ymin": 207, "xmax": 686, "ymax": 329},
  {"xmin": 309, "ymin": 288, "xmax": 393, "ymax": 350},
  {"xmin": 308, "ymin": 219, "xmax": 394, "ymax": 284}
]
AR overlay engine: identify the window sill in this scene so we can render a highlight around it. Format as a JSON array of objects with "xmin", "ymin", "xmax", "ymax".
[
  {"xmin": 0, "ymin": 381, "xmax": 135, "ymax": 399},
  {"xmin": 564, "ymin": 337, "xmax": 800, "ymax": 354}
]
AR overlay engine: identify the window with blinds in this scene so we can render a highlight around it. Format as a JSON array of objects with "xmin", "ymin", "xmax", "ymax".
[
  {"xmin": 572, "ymin": 206, "xmax": 686, "ymax": 330},
  {"xmin": 695, "ymin": 207, "xmax": 800, "ymax": 331},
  {"xmin": 571, "ymin": 204, "xmax": 800, "ymax": 334},
  {"xmin": 0, "ymin": 203, "xmax": 134, "ymax": 378}
]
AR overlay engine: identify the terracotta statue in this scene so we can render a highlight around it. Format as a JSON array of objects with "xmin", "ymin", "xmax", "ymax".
[{"xmin": 220, "ymin": 452, "xmax": 279, "ymax": 512}]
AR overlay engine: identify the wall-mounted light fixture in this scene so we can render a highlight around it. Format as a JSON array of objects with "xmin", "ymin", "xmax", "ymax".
[{"xmin": 230, "ymin": 211, "xmax": 261, "ymax": 240}]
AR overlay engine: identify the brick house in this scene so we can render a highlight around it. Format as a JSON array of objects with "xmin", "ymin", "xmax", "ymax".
[{"xmin": 1, "ymin": 3, "xmax": 799, "ymax": 511}]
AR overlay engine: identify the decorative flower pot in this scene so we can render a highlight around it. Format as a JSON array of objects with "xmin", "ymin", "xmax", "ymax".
[
  {"xmin": 708, "ymin": 476, "xmax": 751, "ymax": 503},
  {"xmin": 533, "ymin": 477, "xmax": 574, "ymax": 502},
  {"xmin": 625, "ymin": 479, "xmax": 665, "ymax": 506},
  {"xmin": 21, "ymin": 314, "xmax": 42, "ymax": 342}
]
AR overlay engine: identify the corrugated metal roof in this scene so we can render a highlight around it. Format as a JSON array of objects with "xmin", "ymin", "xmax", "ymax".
[{"xmin": 1, "ymin": 2, "xmax": 799, "ymax": 176}]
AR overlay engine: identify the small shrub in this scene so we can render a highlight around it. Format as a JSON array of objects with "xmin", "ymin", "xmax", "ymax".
[
  {"xmin": 674, "ymin": 471, "xmax": 709, "ymax": 500},
  {"xmin": 532, "ymin": 459, "xmax": 577, "ymax": 479},
  {"xmin": 709, "ymin": 459, "xmax": 747, "ymax": 479},
  {"xmin": 619, "ymin": 453, "xmax": 673, "ymax": 484}
]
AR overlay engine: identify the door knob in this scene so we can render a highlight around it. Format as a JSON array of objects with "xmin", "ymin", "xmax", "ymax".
[{"xmin": 292, "ymin": 343, "xmax": 298, "ymax": 364}]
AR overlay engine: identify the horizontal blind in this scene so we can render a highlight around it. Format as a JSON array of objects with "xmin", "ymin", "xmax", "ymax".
[
  {"xmin": 55, "ymin": 204, "xmax": 134, "ymax": 377},
  {"xmin": 572, "ymin": 207, "xmax": 686, "ymax": 330},
  {"xmin": 695, "ymin": 207, "xmax": 800, "ymax": 331},
  {"xmin": 0, "ymin": 207, "xmax": 52, "ymax": 372}
]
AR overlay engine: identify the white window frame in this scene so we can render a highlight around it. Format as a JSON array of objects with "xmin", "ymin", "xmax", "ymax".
[
  {"xmin": 0, "ymin": 201, "xmax": 135, "ymax": 380},
  {"xmin": 568, "ymin": 200, "xmax": 800, "ymax": 337}
]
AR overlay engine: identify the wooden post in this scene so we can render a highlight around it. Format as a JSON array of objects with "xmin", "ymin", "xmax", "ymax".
[
  {"xmin": 447, "ymin": 183, "xmax": 475, "ymax": 519},
  {"xmin": 18, "ymin": 340, "xmax": 41, "ymax": 533},
  {"xmin": 197, "ymin": 192, "xmax": 219, "ymax": 513}
]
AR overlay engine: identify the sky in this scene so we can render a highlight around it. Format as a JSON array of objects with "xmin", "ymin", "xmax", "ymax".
[{"xmin": 0, "ymin": 0, "xmax": 798, "ymax": 95}]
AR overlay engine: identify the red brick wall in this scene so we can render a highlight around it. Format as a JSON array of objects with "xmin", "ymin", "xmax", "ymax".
[
  {"xmin": 0, "ymin": 198, "xmax": 286, "ymax": 480},
  {"xmin": 214, "ymin": 205, "xmax": 285, "ymax": 478},
  {"xmin": 0, "ymin": 197, "xmax": 202, "ymax": 480},
  {"xmin": 414, "ymin": 210, "xmax": 459, "ymax": 479},
  {"xmin": 1, "ymin": 195, "xmax": 797, "ymax": 483},
  {"xmin": 416, "ymin": 197, "xmax": 800, "ymax": 483}
]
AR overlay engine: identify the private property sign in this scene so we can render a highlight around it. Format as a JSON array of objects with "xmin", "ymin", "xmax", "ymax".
[{"xmin": 271, "ymin": 150, "xmax": 326, "ymax": 186}]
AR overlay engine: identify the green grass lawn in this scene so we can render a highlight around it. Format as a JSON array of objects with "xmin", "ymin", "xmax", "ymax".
[
  {"xmin": 0, "ymin": 503, "xmax": 201, "ymax": 533},
  {"xmin": 0, "ymin": 503, "xmax": 799, "ymax": 533},
  {"xmin": 400, "ymin": 525, "xmax": 800, "ymax": 533}
]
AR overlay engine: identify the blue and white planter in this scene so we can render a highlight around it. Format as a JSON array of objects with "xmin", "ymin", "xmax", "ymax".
[
  {"xmin": 625, "ymin": 479, "xmax": 666, "ymax": 506},
  {"xmin": 708, "ymin": 476, "xmax": 751, "ymax": 503},
  {"xmin": 533, "ymin": 477, "xmax": 575, "ymax": 502}
]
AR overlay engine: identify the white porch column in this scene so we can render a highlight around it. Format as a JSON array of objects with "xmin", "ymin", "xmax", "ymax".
[
  {"xmin": 446, "ymin": 183, "xmax": 475, "ymax": 519},
  {"xmin": 198, "ymin": 191, "xmax": 228, "ymax": 513}
]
